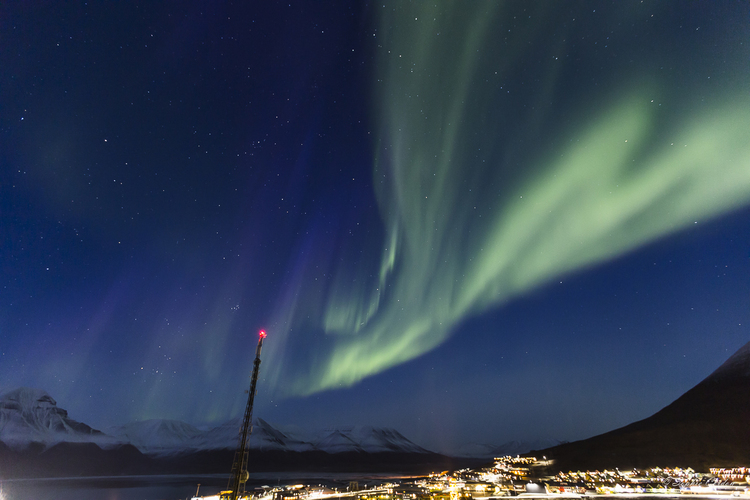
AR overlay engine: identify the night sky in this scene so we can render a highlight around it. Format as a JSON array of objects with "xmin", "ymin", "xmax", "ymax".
[{"xmin": 2, "ymin": 1, "xmax": 750, "ymax": 454}]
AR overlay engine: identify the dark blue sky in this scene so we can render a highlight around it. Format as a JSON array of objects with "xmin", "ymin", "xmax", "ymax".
[{"xmin": 2, "ymin": 1, "xmax": 749, "ymax": 454}]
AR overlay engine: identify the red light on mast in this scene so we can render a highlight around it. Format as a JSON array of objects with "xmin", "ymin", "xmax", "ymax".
[{"xmin": 259, "ymin": 330, "xmax": 267, "ymax": 339}]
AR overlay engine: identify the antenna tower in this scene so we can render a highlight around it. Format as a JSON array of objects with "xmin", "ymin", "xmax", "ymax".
[{"xmin": 225, "ymin": 330, "xmax": 267, "ymax": 500}]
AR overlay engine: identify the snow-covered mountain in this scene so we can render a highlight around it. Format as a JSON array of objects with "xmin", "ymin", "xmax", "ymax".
[
  {"xmin": 185, "ymin": 417, "xmax": 315, "ymax": 453},
  {"xmin": 311, "ymin": 426, "xmax": 430, "ymax": 454},
  {"xmin": 0, "ymin": 387, "xmax": 432, "ymax": 455},
  {"xmin": 184, "ymin": 420, "xmax": 426, "ymax": 455},
  {"xmin": 0, "ymin": 387, "xmax": 118, "ymax": 450},
  {"xmin": 104, "ymin": 419, "xmax": 430, "ymax": 455},
  {"xmin": 313, "ymin": 429, "xmax": 360, "ymax": 453},
  {"xmin": 106, "ymin": 419, "xmax": 203, "ymax": 453},
  {"xmin": 353, "ymin": 426, "xmax": 430, "ymax": 453}
]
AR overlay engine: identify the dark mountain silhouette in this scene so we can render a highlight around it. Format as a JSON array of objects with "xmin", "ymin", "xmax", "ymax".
[{"xmin": 537, "ymin": 340, "xmax": 750, "ymax": 471}]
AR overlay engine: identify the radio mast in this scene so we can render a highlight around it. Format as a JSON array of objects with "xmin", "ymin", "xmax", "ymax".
[{"xmin": 225, "ymin": 330, "xmax": 267, "ymax": 500}]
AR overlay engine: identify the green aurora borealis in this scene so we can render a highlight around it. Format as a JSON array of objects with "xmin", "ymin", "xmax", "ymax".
[{"xmin": 266, "ymin": 1, "xmax": 750, "ymax": 395}]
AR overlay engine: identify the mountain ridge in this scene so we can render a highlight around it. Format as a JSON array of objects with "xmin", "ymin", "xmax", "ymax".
[
  {"xmin": 0, "ymin": 387, "xmax": 432, "ymax": 456},
  {"xmin": 536, "ymin": 340, "xmax": 750, "ymax": 471}
]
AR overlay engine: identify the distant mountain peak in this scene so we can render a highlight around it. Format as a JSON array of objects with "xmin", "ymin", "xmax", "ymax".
[
  {"xmin": 452, "ymin": 439, "xmax": 561, "ymax": 458},
  {"xmin": 105, "ymin": 418, "xmax": 203, "ymax": 453},
  {"xmin": 0, "ymin": 387, "xmax": 60, "ymax": 415},
  {"xmin": 312, "ymin": 425, "xmax": 429, "ymax": 454},
  {"xmin": 0, "ymin": 386, "xmax": 112, "ymax": 450}
]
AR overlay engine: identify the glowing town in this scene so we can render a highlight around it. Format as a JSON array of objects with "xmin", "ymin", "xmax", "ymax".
[{"xmin": 194, "ymin": 457, "xmax": 750, "ymax": 500}]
